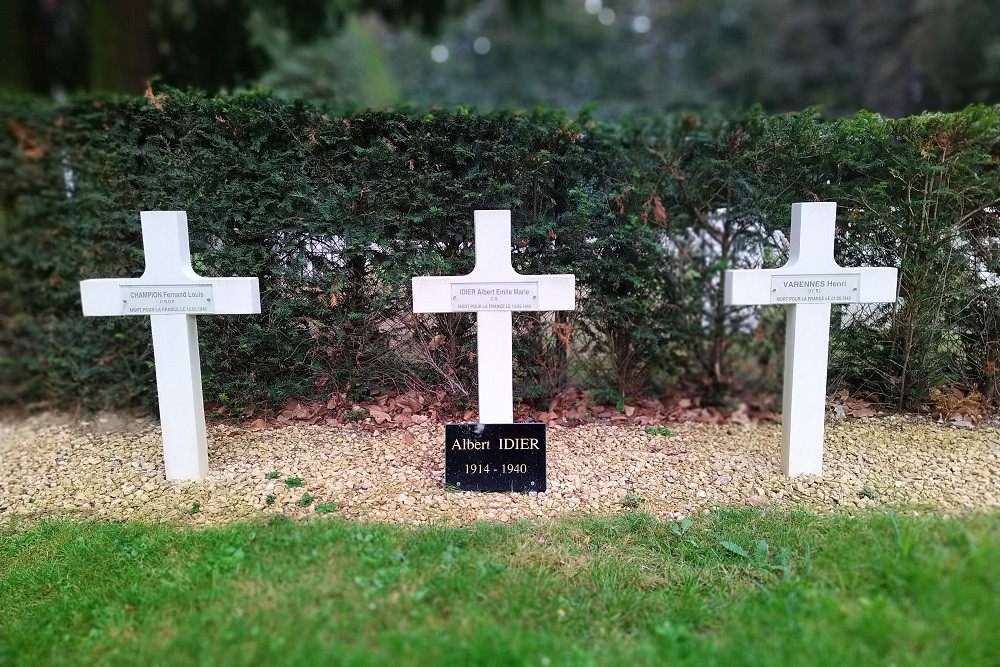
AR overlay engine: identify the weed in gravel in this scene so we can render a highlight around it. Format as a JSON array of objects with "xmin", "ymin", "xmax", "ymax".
[
  {"xmin": 620, "ymin": 493, "xmax": 645, "ymax": 510},
  {"xmin": 284, "ymin": 477, "xmax": 304, "ymax": 488}
]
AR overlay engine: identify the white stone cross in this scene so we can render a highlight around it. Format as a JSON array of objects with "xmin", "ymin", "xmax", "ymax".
[
  {"xmin": 80, "ymin": 211, "xmax": 260, "ymax": 480},
  {"xmin": 724, "ymin": 202, "xmax": 898, "ymax": 476},
  {"xmin": 412, "ymin": 210, "xmax": 575, "ymax": 423}
]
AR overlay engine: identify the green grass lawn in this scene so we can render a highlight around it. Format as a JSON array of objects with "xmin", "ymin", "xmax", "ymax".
[{"xmin": 2, "ymin": 508, "xmax": 998, "ymax": 666}]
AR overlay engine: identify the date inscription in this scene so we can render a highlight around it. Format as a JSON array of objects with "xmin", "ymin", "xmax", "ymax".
[{"xmin": 464, "ymin": 464, "xmax": 528, "ymax": 475}]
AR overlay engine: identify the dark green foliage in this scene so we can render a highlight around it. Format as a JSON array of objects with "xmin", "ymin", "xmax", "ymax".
[
  {"xmin": 822, "ymin": 108, "xmax": 1000, "ymax": 405},
  {"xmin": 1, "ymin": 90, "xmax": 998, "ymax": 413}
]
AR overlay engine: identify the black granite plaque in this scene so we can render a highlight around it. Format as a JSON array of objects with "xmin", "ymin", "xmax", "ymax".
[{"xmin": 445, "ymin": 423, "xmax": 546, "ymax": 492}]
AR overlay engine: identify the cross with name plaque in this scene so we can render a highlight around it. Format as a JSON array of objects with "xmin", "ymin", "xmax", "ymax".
[
  {"xmin": 80, "ymin": 211, "xmax": 260, "ymax": 481},
  {"xmin": 412, "ymin": 210, "xmax": 575, "ymax": 491},
  {"xmin": 724, "ymin": 202, "xmax": 898, "ymax": 476}
]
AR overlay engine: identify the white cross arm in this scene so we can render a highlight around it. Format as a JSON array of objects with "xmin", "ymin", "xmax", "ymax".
[
  {"xmin": 724, "ymin": 202, "xmax": 897, "ymax": 306},
  {"xmin": 724, "ymin": 266, "xmax": 897, "ymax": 306},
  {"xmin": 78, "ymin": 211, "xmax": 260, "ymax": 317},
  {"xmin": 80, "ymin": 276, "xmax": 261, "ymax": 316}
]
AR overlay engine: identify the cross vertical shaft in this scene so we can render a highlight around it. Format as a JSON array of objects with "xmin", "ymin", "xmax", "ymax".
[
  {"xmin": 473, "ymin": 211, "xmax": 515, "ymax": 422},
  {"xmin": 477, "ymin": 310, "xmax": 514, "ymax": 422},
  {"xmin": 140, "ymin": 211, "xmax": 199, "ymax": 282},
  {"xmin": 151, "ymin": 314, "xmax": 209, "ymax": 479},
  {"xmin": 473, "ymin": 210, "xmax": 514, "ymax": 275},
  {"xmin": 781, "ymin": 302, "xmax": 831, "ymax": 475},
  {"xmin": 788, "ymin": 201, "xmax": 838, "ymax": 268}
]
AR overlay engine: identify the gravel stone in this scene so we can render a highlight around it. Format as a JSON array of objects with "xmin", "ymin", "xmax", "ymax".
[{"xmin": 1, "ymin": 413, "xmax": 997, "ymax": 527}]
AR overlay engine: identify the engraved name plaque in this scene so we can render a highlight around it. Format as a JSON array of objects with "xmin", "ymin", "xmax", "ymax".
[
  {"xmin": 770, "ymin": 274, "xmax": 860, "ymax": 304},
  {"xmin": 445, "ymin": 423, "xmax": 546, "ymax": 492},
  {"xmin": 451, "ymin": 282, "xmax": 539, "ymax": 311},
  {"xmin": 121, "ymin": 284, "xmax": 215, "ymax": 315}
]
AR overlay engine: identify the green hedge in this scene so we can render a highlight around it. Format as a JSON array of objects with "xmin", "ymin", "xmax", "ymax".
[{"xmin": 1, "ymin": 89, "xmax": 997, "ymax": 414}]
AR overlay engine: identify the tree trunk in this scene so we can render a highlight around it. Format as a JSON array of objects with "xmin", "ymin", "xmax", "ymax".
[
  {"xmin": 87, "ymin": 0, "xmax": 151, "ymax": 93},
  {"xmin": 0, "ymin": 0, "xmax": 28, "ymax": 91}
]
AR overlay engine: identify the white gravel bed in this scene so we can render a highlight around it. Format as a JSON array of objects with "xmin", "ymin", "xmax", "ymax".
[{"xmin": 1, "ymin": 413, "xmax": 997, "ymax": 527}]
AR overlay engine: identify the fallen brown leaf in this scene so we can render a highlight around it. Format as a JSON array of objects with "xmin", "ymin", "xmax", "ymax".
[{"xmin": 369, "ymin": 407, "xmax": 391, "ymax": 424}]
